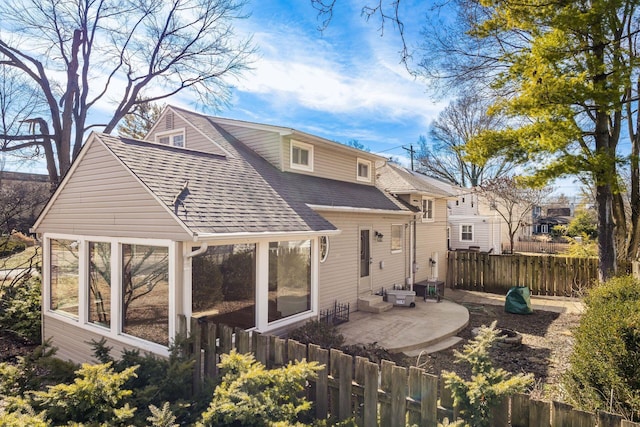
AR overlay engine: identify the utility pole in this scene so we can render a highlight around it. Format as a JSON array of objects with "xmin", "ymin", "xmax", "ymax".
[{"xmin": 403, "ymin": 144, "xmax": 416, "ymax": 171}]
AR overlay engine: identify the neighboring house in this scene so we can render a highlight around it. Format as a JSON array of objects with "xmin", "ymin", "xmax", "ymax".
[
  {"xmin": 32, "ymin": 106, "xmax": 449, "ymax": 363},
  {"xmin": 532, "ymin": 207, "xmax": 573, "ymax": 235},
  {"xmin": 423, "ymin": 179, "xmax": 502, "ymax": 253}
]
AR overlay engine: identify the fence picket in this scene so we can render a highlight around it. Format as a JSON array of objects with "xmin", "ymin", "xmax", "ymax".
[
  {"xmin": 447, "ymin": 252, "xmax": 597, "ymax": 296},
  {"xmin": 184, "ymin": 321, "xmax": 628, "ymax": 426}
]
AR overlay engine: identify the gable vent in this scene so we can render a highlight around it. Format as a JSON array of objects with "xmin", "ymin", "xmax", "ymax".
[{"xmin": 165, "ymin": 112, "xmax": 174, "ymax": 130}]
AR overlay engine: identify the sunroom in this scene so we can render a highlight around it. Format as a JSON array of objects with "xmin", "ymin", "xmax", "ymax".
[{"xmin": 44, "ymin": 233, "xmax": 324, "ymax": 357}]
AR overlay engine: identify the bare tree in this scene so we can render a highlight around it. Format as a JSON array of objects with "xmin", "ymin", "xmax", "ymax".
[
  {"xmin": 0, "ymin": 0, "xmax": 254, "ymax": 187},
  {"xmin": 418, "ymin": 95, "xmax": 511, "ymax": 187},
  {"xmin": 479, "ymin": 177, "xmax": 548, "ymax": 254}
]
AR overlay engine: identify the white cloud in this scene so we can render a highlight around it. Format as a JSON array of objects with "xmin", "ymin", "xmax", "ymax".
[{"xmin": 236, "ymin": 26, "xmax": 445, "ymax": 126}]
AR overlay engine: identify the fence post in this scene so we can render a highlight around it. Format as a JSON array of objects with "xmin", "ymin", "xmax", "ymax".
[
  {"xmin": 408, "ymin": 367, "xmax": 421, "ymax": 427},
  {"xmin": 288, "ymin": 339, "xmax": 307, "ymax": 362},
  {"xmin": 391, "ymin": 365, "xmax": 407, "ymax": 427},
  {"xmin": 380, "ymin": 359, "xmax": 394, "ymax": 426},
  {"xmin": 552, "ymin": 400, "xmax": 573, "ymax": 426},
  {"xmin": 529, "ymin": 399, "xmax": 551, "ymax": 427},
  {"xmin": 219, "ymin": 324, "xmax": 233, "ymax": 355},
  {"xmin": 491, "ymin": 396, "xmax": 510, "ymax": 427},
  {"xmin": 273, "ymin": 336, "xmax": 287, "ymax": 367},
  {"xmin": 355, "ymin": 357, "xmax": 368, "ymax": 426},
  {"xmin": 204, "ymin": 322, "xmax": 217, "ymax": 379},
  {"xmin": 190, "ymin": 317, "xmax": 202, "ymax": 393},
  {"xmin": 598, "ymin": 411, "xmax": 623, "ymax": 427},
  {"xmin": 235, "ymin": 327, "xmax": 250, "ymax": 354},
  {"xmin": 308, "ymin": 344, "xmax": 329, "ymax": 421},
  {"xmin": 511, "ymin": 393, "xmax": 530, "ymax": 427},
  {"xmin": 254, "ymin": 333, "xmax": 269, "ymax": 366},
  {"xmin": 363, "ymin": 360, "xmax": 379, "ymax": 427}
]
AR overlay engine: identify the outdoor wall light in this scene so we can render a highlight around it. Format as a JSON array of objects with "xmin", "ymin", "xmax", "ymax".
[{"xmin": 374, "ymin": 231, "xmax": 384, "ymax": 241}]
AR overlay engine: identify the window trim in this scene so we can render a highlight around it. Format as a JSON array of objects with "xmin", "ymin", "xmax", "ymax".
[
  {"xmin": 290, "ymin": 140, "xmax": 314, "ymax": 172},
  {"xmin": 155, "ymin": 128, "xmax": 186, "ymax": 148},
  {"xmin": 43, "ymin": 234, "xmax": 174, "ymax": 357},
  {"xmin": 460, "ymin": 224, "xmax": 474, "ymax": 242},
  {"xmin": 421, "ymin": 198, "xmax": 434, "ymax": 222},
  {"xmin": 319, "ymin": 236, "xmax": 329, "ymax": 263},
  {"xmin": 356, "ymin": 158, "xmax": 372, "ymax": 182},
  {"xmin": 390, "ymin": 224, "xmax": 403, "ymax": 254}
]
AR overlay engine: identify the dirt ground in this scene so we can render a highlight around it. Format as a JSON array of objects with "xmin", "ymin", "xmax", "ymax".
[{"xmin": 416, "ymin": 301, "xmax": 581, "ymax": 400}]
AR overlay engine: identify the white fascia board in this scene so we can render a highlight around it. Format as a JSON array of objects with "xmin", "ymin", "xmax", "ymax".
[
  {"xmin": 307, "ymin": 204, "xmax": 413, "ymax": 216},
  {"xmin": 192, "ymin": 229, "xmax": 342, "ymax": 242}
]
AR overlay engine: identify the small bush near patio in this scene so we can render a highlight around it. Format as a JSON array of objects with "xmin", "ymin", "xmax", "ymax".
[
  {"xmin": 443, "ymin": 321, "xmax": 534, "ymax": 427},
  {"xmin": 563, "ymin": 275, "xmax": 640, "ymax": 420},
  {"xmin": 0, "ymin": 275, "xmax": 42, "ymax": 343}
]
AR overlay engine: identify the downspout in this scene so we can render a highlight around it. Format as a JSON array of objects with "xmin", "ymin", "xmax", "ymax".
[{"xmin": 186, "ymin": 242, "xmax": 208, "ymax": 258}]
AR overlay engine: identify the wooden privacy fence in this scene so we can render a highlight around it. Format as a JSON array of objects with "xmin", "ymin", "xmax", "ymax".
[
  {"xmin": 179, "ymin": 317, "xmax": 639, "ymax": 427},
  {"xmin": 446, "ymin": 251, "xmax": 598, "ymax": 296}
]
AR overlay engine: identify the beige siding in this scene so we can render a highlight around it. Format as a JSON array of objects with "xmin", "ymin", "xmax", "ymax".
[
  {"xmin": 283, "ymin": 138, "xmax": 377, "ymax": 185},
  {"xmin": 215, "ymin": 124, "xmax": 282, "ymax": 168},
  {"xmin": 36, "ymin": 141, "xmax": 191, "ymax": 240},
  {"xmin": 415, "ymin": 199, "xmax": 449, "ymax": 282},
  {"xmin": 43, "ymin": 315, "xmax": 138, "ymax": 364},
  {"xmin": 148, "ymin": 111, "xmax": 226, "ymax": 156},
  {"xmin": 318, "ymin": 212, "xmax": 412, "ymax": 311}
]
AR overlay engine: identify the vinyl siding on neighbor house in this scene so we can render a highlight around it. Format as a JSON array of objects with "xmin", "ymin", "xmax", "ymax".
[
  {"xmin": 36, "ymin": 140, "xmax": 191, "ymax": 240},
  {"xmin": 317, "ymin": 211, "xmax": 412, "ymax": 311},
  {"xmin": 283, "ymin": 138, "xmax": 376, "ymax": 185}
]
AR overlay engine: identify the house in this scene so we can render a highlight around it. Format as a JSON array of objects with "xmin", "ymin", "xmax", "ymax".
[
  {"xmin": 532, "ymin": 207, "xmax": 573, "ymax": 235},
  {"xmin": 417, "ymin": 178, "xmax": 503, "ymax": 253},
  {"xmin": 32, "ymin": 106, "xmax": 449, "ymax": 363}
]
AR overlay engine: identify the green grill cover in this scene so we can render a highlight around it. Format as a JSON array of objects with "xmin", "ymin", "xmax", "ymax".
[{"xmin": 505, "ymin": 286, "xmax": 533, "ymax": 314}]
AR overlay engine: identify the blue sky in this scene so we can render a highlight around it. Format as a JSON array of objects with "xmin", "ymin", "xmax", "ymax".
[{"xmin": 189, "ymin": 0, "xmax": 445, "ymax": 164}]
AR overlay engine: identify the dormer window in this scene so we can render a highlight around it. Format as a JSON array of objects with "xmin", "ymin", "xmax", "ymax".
[
  {"xmin": 356, "ymin": 158, "xmax": 372, "ymax": 182},
  {"xmin": 422, "ymin": 198, "xmax": 434, "ymax": 222},
  {"xmin": 290, "ymin": 140, "xmax": 313, "ymax": 172},
  {"xmin": 156, "ymin": 129, "xmax": 185, "ymax": 148}
]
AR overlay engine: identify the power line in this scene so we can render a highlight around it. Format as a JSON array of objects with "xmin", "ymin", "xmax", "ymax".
[{"xmin": 402, "ymin": 144, "xmax": 416, "ymax": 171}]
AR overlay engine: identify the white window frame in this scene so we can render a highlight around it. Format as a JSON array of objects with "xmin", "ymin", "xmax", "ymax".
[
  {"xmin": 356, "ymin": 158, "xmax": 372, "ymax": 182},
  {"xmin": 460, "ymin": 224, "xmax": 474, "ymax": 242},
  {"xmin": 319, "ymin": 236, "xmax": 329, "ymax": 263},
  {"xmin": 421, "ymin": 198, "xmax": 434, "ymax": 222},
  {"xmin": 42, "ymin": 233, "xmax": 175, "ymax": 357},
  {"xmin": 155, "ymin": 128, "xmax": 186, "ymax": 148},
  {"xmin": 391, "ymin": 224, "xmax": 403, "ymax": 253},
  {"xmin": 290, "ymin": 140, "xmax": 314, "ymax": 172}
]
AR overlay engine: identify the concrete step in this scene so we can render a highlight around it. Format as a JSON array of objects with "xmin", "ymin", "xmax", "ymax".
[
  {"xmin": 404, "ymin": 336, "xmax": 464, "ymax": 358},
  {"xmin": 357, "ymin": 295, "xmax": 393, "ymax": 313}
]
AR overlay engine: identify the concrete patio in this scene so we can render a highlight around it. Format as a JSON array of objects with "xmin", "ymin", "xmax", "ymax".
[{"xmin": 337, "ymin": 288, "xmax": 584, "ymax": 356}]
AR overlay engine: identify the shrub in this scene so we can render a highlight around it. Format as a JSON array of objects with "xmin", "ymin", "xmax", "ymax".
[
  {"xmin": 198, "ymin": 349, "xmax": 322, "ymax": 426},
  {"xmin": 0, "ymin": 275, "xmax": 42, "ymax": 343},
  {"xmin": 288, "ymin": 320, "xmax": 345, "ymax": 349},
  {"xmin": 0, "ymin": 238, "xmax": 26, "ymax": 258},
  {"xmin": 563, "ymin": 275, "xmax": 640, "ymax": 419},
  {"xmin": 442, "ymin": 321, "xmax": 533, "ymax": 427}
]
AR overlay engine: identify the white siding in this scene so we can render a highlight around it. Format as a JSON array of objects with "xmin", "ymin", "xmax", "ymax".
[
  {"xmin": 36, "ymin": 142, "xmax": 191, "ymax": 240},
  {"xmin": 283, "ymin": 138, "xmax": 377, "ymax": 185},
  {"xmin": 415, "ymin": 199, "xmax": 448, "ymax": 282},
  {"xmin": 44, "ymin": 316, "xmax": 139, "ymax": 364},
  {"xmin": 317, "ymin": 212, "xmax": 413, "ymax": 311},
  {"xmin": 215, "ymin": 124, "xmax": 282, "ymax": 168},
  {"xmin": 148, "ymin": 111, "xmax": 226, "ymax": 156}
]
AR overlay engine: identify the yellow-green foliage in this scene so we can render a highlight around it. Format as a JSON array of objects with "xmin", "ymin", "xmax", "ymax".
[
  {"xmin": 32, "ymin": 362, "xmax": 138, "ymax": 426},
  {"xmin": 563, "ymin": 275, "xmax": 640, "ymax": 419},
  {"xmin": 442, "ymin": 322, "xmax": 533, "ymax": 427},
  {"xmin": 198, "ymin": 350, "xmax": 322, "ymax": 427}
]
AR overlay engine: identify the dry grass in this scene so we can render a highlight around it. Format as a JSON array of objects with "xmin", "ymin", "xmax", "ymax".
[{"xmin": 0, "ymin": 246, "xmax": 41, "ymax": 270}]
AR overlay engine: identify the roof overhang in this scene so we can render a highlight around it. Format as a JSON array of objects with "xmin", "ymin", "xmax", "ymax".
[
  {"xmin": 192, "ymin": 229, "xmax": 342, "ymax": 242},
  {"xmin": 307, "ymin": 204, "xmax": 413, "ymax": 215}
]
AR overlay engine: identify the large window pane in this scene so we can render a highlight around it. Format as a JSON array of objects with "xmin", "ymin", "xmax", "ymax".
[
  {"xmin": 192, "ymin": 244, "xmax": 256, "ymax": 329},
  {"xmin": 50, "ymin": 239, "xmax": 79, "ymax": 317},
  {"xmin": 268, "ymin": 240, "xmax": 311, "ymax": 322},
  {"xmin": 122, "ymin": 244, "xmax": 169, "ymax": 345},
  {"xmin": 88, "ymin": 242, "xmax": 111, "ymax": 328}
]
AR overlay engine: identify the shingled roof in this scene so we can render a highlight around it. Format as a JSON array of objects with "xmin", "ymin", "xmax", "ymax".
[
  {"xmin": 97, "ymin": 120, "xmax": 409, "ymax": 237},
  {"xmin": 376, "ymin": 163, "xmax": 455, "ymax": 198}
]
